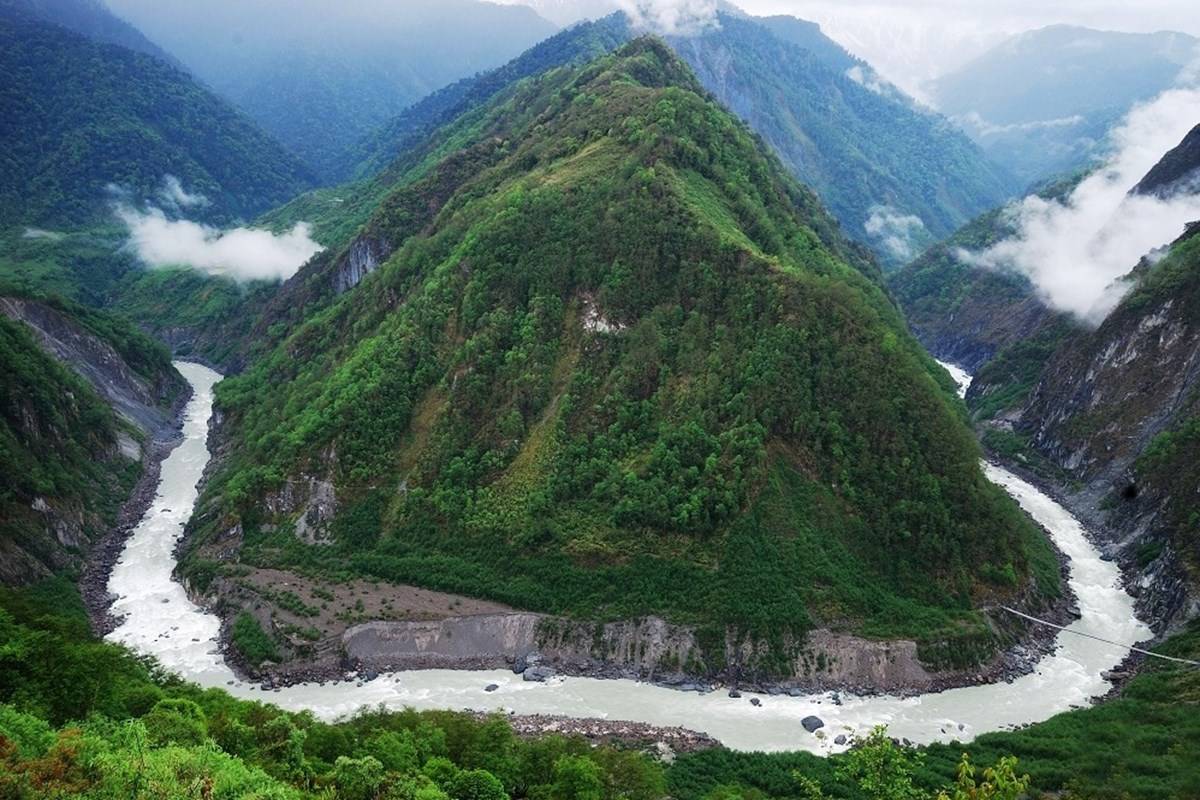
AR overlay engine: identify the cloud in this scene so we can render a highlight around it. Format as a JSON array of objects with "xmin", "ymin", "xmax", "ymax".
[
  {"xmin": 21, "ymin": 228, "xmax": 65, "ymax": 241},
  {"xmin": 863, "ymin": 204, "xmax": 928, "ymax": 261},
  {"xmin": 614, "ymin": 0, "xmax": 719, "ymax": 36},
  {"xmin": 956, "ymin": 86, "xmax": 1200, "ymax": 323},
  {"xmin": 845, "ymin": 65, "xmax": 888, "ymax": 95},
  {"xmin": 117, "ymin": 205, "xmax": 322, "ymax": 282},
  {"xmin": 158, "ymin": 175, "xmax": 209, "ymax": 210}
]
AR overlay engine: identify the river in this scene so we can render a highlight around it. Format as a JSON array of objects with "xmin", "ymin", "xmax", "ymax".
[{"xmin": 106, "ymin": 361, "xmax": 1151, "ymax": 754}]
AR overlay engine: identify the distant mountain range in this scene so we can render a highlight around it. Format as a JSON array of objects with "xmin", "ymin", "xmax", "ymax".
[
  {"xmin": 932, "ymin": 25, "xmax": 1199, "ymax": 184},
  {"xmin": 105, "ymin": 0, "xmax": 559, "ymax": 182},
  {"xmin": 0, "ymin": 1, "xmax": 314, "ymax": 227}
]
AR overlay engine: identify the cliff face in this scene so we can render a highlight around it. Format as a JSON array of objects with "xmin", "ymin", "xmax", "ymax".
[
  {"xmin": 1014, "ymin": 226, "xmax": 1200, "ymax": 631},
  {"xmin": 0, "ymin": 296, "xmax": 183, "ymax": 586}
]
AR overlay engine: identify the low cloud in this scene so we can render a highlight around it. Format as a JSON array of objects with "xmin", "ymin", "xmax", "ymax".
[
  {"xmin": 845, "ymin": 65, "xmax": 888, "ymax": 95},
  {"xmin": 614, "ymin": 0, "xmax": 719, "ymax": 36},
  {"xmin": 158, "ymin": 175, "xmax": 210, "ymax": 210},
  {"xmin": 864, "ymin": 204, "xmax": 928, "ymax": 261},
  {"xmin": 21, "ymin": 228, "xmax": 65, "ymax": 241},
  {"xmin": 117, "ymin": 205, "xmax": 322, "ymax": 282},
  {"xmin": 956, "ymin": 87, "xmax": 1200, "ymax": 323}
]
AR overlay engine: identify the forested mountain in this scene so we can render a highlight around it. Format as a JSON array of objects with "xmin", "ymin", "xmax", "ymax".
[
  {"xmin": 0, "ymin": 4, "xmax": 314, "ymax": 227},
  {"xmin": 106, "ymin": 0, "xmax": 559, "ymax": 182},
  {"xmin": 0, "ymin": 0, "xmax": 178, "ymax": 65},
  {"xmin": 932, "ymin": 25, "xmax": 1197, "ymax": 184},
  {"xmin": 670, "ymin": 13, "xmax": 1018, "ymax": 262},
  {"xmin": 336, "ymin": 12, "xmax": 1016, "ymax": 267},
  {"xmin": 183, "ymin": 40, "xmax": 1058, "ymax": 683},
  {"xmin": 0, "ymin": 288, "xmax": 183, "ymax": 586}
]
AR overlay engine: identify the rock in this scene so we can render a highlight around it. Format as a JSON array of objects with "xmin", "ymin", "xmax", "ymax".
[
  {"xmin": 512, "ymin": 654, "xmax": 527, "ymax": 674},
  {"xmin": 522, "ymin": 665, "xmax": 557, "ymax": 682},
  {"xmin": 727, "ymin": 689, "xmax": 742, "ymax": 698},
  {"xmin": 749, "ymin": 697, "xmax": 761, "ymax": 707},
  {"xmin": 801, "ymin": 715, "xmax": 824, "ymax": 733},
  {"xmin": 831, "ymin": 692, "xmax": 842, "ymax": 706},
  {"xmin": 786, "ymin": 688, "xmax": 804, "ymax": 697},
  {"xmin": 485, "ymin": 683, "xmax": 500, "ymax": 692},
  {"xmin": 834, "ymin": 734, "xmax": 847, "ymax": 745}
]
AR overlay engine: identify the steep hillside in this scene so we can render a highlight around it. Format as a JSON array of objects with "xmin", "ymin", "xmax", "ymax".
[
  {"xmin": 932, "ymin": 25, "xmax": 1197, "ymax": 183},
  {"xmin": 107, "ymin": 0, "xmax": 558, "ymax": 182},
  {"xmin": 0, "ymin": 291, "xmax": 183, "ymax": 586},
  {"xmin": 0, "ymin": 4, "xmax": 313, "ymax": 227},
  {"xmin": 670, "ymin": 14, "xmax": 1018, "ymax": 259},
  {"xmin": 1134, "ymin": 123, "xmax": 1200, "ymax": 198},
  {"xmin": 1016, "ymin": 225, "xmax": 1200, "ymax": 630},
  {"xmin": 0, "ymin": 0, "xmax": 179, "ymax": 64},
  {"xmin": 889, "ymin": 176, "xmax": 1085, "ymax": 420},
  {"xmin": 185, "ymin": 40, "xmax": 1058, "ymax": 683}
]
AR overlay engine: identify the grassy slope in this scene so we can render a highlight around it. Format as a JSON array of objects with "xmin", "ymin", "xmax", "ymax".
[{"xmin": 188, "ymin": 40, "xmax": 1057, "ymax": 671}]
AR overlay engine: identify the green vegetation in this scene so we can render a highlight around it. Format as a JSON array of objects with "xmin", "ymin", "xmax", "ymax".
[
  {"xmin": 231, "ymin": 613, "xmax": 281, "ymax": 667},
  {"xmin": 0, "ymin": 3, "xmax": 312, "ymax": 228},
  {"xmin": 187, "ymin": 40, "xmax": 1057, "ymax": 674},
  {"xmin": 8, "ymin": 577, "xmax": 1196, "ymax": 799},
  {"xmin": 0, "ymin": 313, "xmax": 137, "ymax": 581}
]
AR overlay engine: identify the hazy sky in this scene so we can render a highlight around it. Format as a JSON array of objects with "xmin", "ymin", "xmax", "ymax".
[
  {"xmin": 734, "ymin": 1, "xmax": 1200, "ymax": 94},
  {"xmin": 497, "ymin": 0, "xmax": 1200, "ymax": 97}
]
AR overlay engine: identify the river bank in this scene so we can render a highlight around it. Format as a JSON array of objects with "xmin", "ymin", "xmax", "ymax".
[{"xmin": 100, "ymin": 362, "xmax": 1152, "ymax": 754}]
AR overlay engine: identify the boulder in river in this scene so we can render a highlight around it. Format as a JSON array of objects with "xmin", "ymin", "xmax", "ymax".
[
  {"xmin": 801, "ymin": 715, "xmax": 824, "ymax": 733},
  {"xmin": 749, "ymin": 697, "xmax": 761, "ymax": 707},
  {"xmin": 485, "ymin": 683, "xmax": 499, "ymax": 692},
  {"xmin": 522, "ymin": 665, "xmax": 557, "ymax": 682},
  {"xmin": 727, "ymin": 689, "xmax": 741, "ymax": 698},
  {"xmin": 834, "ymin": 734, "xmax": 847, "ymax": 745}
]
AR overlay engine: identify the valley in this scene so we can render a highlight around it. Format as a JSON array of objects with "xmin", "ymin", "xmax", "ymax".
[
  {"xmin": 101, "ymin": 360, "xmax": 1149, "ymax": 754},
  {"xmin": 2, "ymin": 0, "xmax": 1199, "ymax": 797}
]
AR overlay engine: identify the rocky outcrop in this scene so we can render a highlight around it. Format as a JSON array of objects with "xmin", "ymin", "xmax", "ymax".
[
  {"xmin": 0, "ymin": 297, "xmax": 181, "ymax": 440},
  {"xmin": 333, "ymin": 236, "xmax": 388, "ymax": 294},
  {"xmin": 1014, "ymin": 225, "xmax": 1200, "ymax": 633},
  {"xmin": 335, "ymin": 604, "xmax": 1066, "ymax": 696}
]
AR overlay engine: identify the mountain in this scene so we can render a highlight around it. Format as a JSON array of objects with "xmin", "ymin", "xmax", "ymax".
[
  {"xmin": 0, "ymin": 0, "xmax": 179, "ymax": 65},
  {"xmin": 0, "ymin": 4, "xmax": 314, "ymax": 228},
  {"xmin": 670, "ymin": 13, "xmax": 1018, "ymax": 262},
  {"xmin": 0, "ymin": 288, "xmax": 183, "ymax": 586},
  {"xmin": 106, "ymin": 0, "xmax": 559, "ymax": 182},
  {"xmin": 182, "ymin": 40, "xmax": 1058, "ymax": 685},
  {"xmin": 932, "ymin": 25, "xmax": 1198, "ymax": 184},
  {"xmin": 342, "ymin": 12, "xmax": 1017, "ymax": 267},
  {"xmin": 1134, "ymin": 123, "xmax": 1200, "ymax": 198},
  {"xmin": 896, "ymin": 127, "xmax": 1200, "ymax": 634}
]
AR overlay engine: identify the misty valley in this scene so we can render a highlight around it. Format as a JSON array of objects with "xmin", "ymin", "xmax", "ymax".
[{"xmin": 1, "ymin": 2, "xmax": 1199, "ymax": 800}]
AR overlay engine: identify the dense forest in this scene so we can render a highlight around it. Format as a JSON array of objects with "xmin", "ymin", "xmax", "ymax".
[
  {"xmin": 0, "ymin": 4, "xmax": 313, "ymax": 227},
  {"xmin": 182, "ymin": 40, "xmax": 1059, "ymax": 678}
]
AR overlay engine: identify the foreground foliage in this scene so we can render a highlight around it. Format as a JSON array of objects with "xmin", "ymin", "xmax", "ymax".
[{"xmin": 8, "ymin": 579, "xmax": 1195, "ymax": 799}]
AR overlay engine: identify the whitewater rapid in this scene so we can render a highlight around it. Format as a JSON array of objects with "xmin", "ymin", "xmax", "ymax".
[{"xmin": 106, "ymin": 361, "xmax": 1151, "ymax": 753}]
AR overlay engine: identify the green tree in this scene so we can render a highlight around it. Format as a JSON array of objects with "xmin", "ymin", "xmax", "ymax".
[
  {"xmin": 141, "ymin": 698, "xmax": 207, "ymax": 747},
  {"xmin": 836, "ymin": 726, "xmax": 926, "ymax": 800},
  {"xmin": 552, "ymin": 756, "xmax": 605, "ymax": 800}
]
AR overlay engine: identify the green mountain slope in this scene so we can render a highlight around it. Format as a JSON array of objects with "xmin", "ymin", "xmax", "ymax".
[
  {"xmin": 107, "ymin": 0, "xmax": 559, "ymax": 182},
  {"xmin": 0, "ymin": 288, "xmax": 183, "ymax": 586},
  {"xmin": 0, "ymin": 4, "xmax": 314, "ymax": 227},
  {"xmin": 187, "ymin": 40, "xmax": 1056, "ymax": 674},
  {"xmin": 339, "ymin": 12, "xmax": 1016, "ymax": 268}
]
